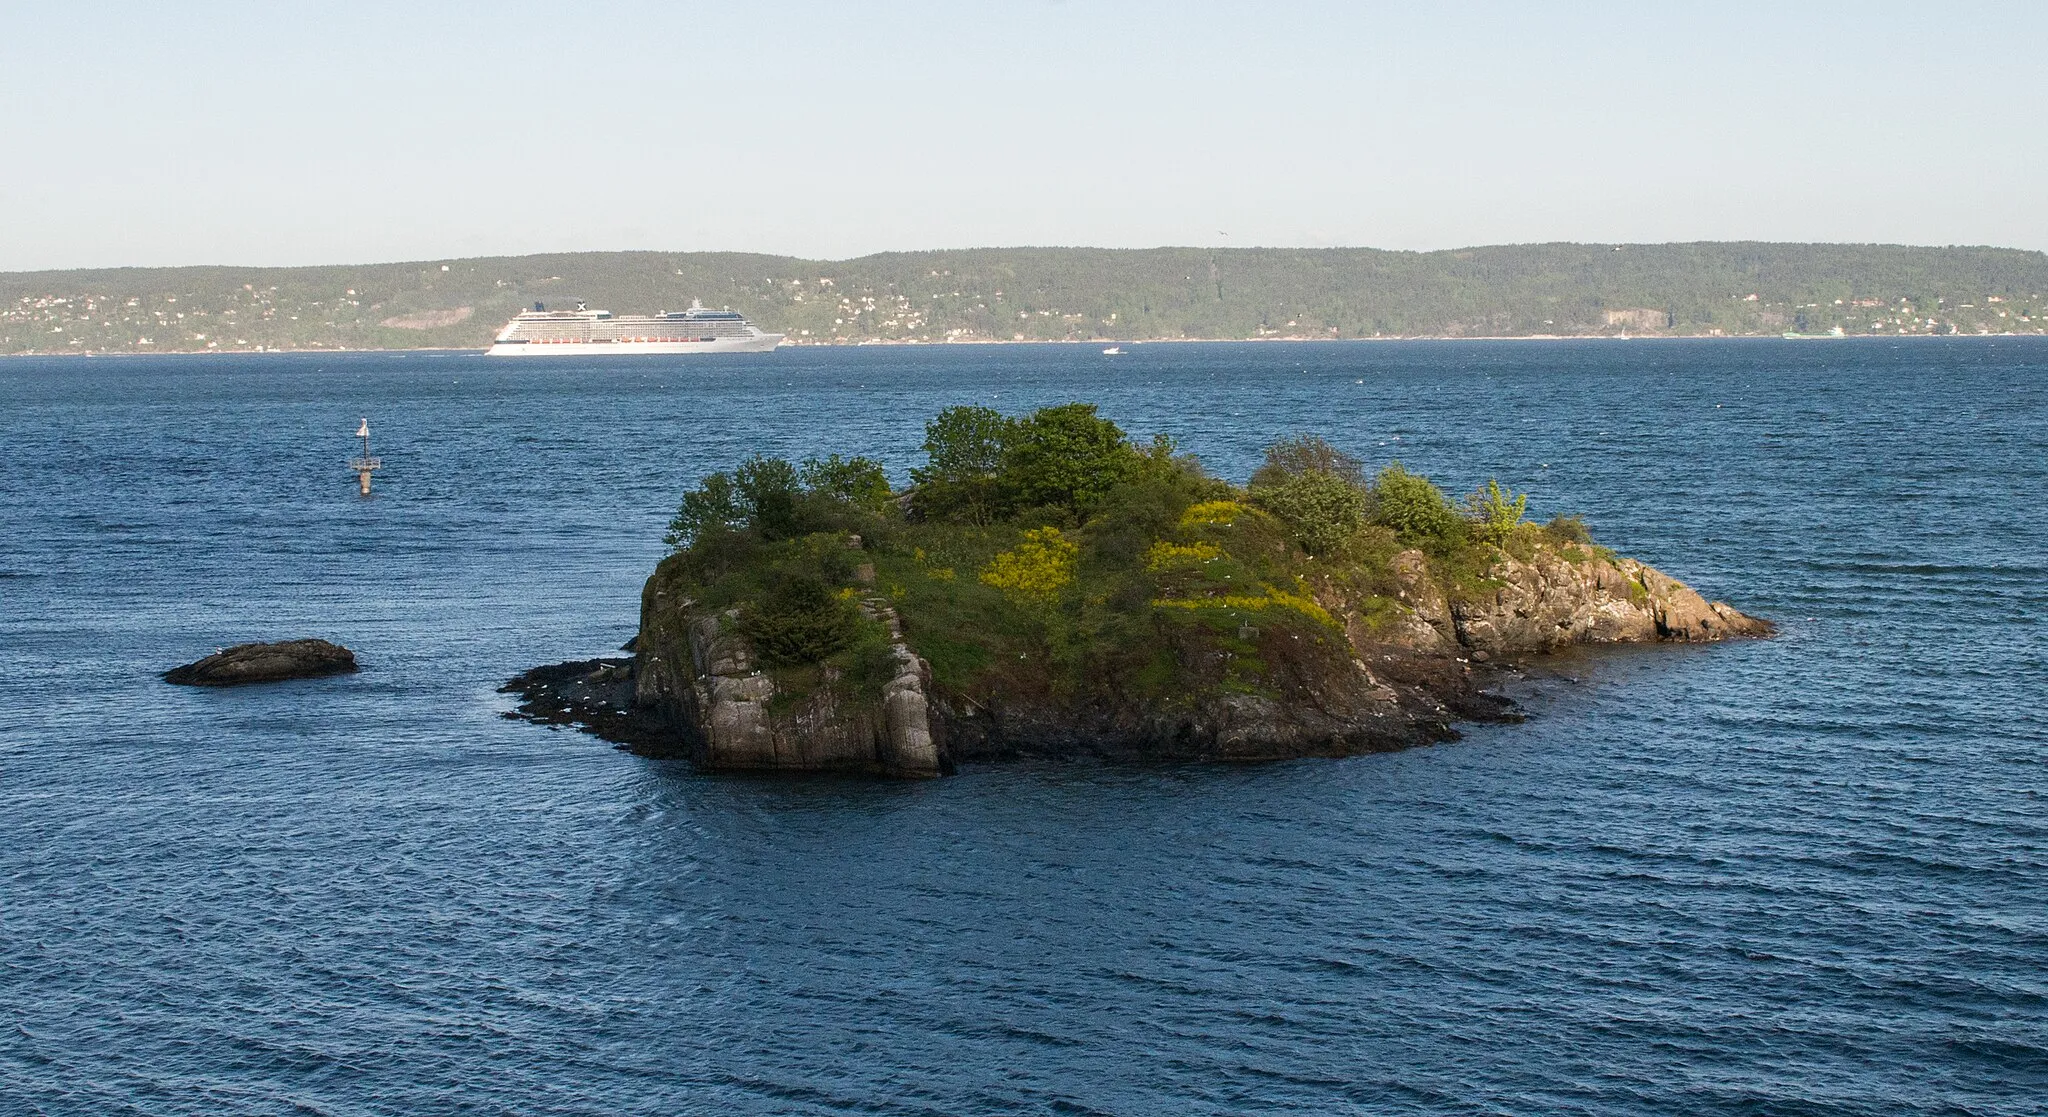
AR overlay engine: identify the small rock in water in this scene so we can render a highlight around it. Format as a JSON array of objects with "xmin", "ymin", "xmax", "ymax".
[{"xmin": 163, "ymin": 639, "xmax": 358, "ymax": 687}]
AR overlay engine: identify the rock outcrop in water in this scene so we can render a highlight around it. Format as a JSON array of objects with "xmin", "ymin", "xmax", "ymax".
[
  {"xmin": 507, "ymin": 404, "xmax": 1769, "ymax": 777},
  {"xmin": 164, "ymin": 639, "xmax": 358, "ymax": 686},
  {"xmin": 581, "ymin": 544, "xmax": 1763, "ymax": 773},
  {"xmin": 1380, "ymin": 547, "xmax": 1771, "ymax": 657},
  {"xmin": 512, "ymin": 541, "xmax": 1767, "ymax": 777}
]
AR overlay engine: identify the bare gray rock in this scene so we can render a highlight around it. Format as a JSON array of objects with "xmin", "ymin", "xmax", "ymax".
[
  {"xmin": 1381, "ymin": 546, "xmax": 1771, "ymax": 659},
  {"xmin": 164, "ymin": 639, "xmax": 357, "ymax": 687}
]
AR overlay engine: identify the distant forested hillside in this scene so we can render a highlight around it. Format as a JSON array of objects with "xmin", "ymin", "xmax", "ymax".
[{"xmin": 5, "ymin": 242, "xmax": 2046, "ymax": 354}]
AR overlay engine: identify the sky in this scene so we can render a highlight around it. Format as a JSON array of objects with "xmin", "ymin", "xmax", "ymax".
[{"xmin": 2, "ymin": 0, "xmax": 2043, "ymax": 270}]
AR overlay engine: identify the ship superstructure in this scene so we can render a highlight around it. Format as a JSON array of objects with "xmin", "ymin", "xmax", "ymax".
[{"xmin": 485, "ymin": 300, "xmax": 784, "ymax": 355}]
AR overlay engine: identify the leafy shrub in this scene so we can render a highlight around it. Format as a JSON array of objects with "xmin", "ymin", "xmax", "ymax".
[
  {"xmin": 910, "ymin": 403, "xmax": 1162, "ymax": 524},
  {"xmin": 740, "ymin": 570, "xmax": 861, "ymax": 665},
  {"xmin": 801, "ymin": 453, "xmax": 892, "ymax": 514},
  {"xmin": 1080, "ymin": 477, "xmax": 1188, "ymax": 570},
  {"xmin": 1371, "ymin": 463, "xmax": 1465, "ymax": 549},
  {"xmin": 1249, "ymin": 434, "xmax": 1365, "ymax": 488},
  {"xmin": 979, "ymin": 527, "xmax": 1079, "ymax": 605},
  {"xmin": 1130, "ymin": 432, "xmax": 1196, "ymax": 488},
  {"xmin": 1466, "ymin": 479, "xmax": 1529, "ymax": 546},
  {"xmin": 1542, "ymin": 513, "xmax": 1593, "ymax": 545},
  {"xmin": 1252, "ymin": 469, "xmax": 1369, "ymax": 554},
  {"xmin": 1245, "ymin": 435, "xmax": 1374, "ymax": 554}
]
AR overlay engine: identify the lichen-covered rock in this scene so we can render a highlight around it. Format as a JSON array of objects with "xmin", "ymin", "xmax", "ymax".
[
  {"xmin": 163, "ymin": 639, "xmax": 357, "ymax": 687},
  {"xmin": 1383, "ymin": 549, "xmax": 1459, "ymax": 654},
  {"xmin": 1382, "ymin": 546, "xmax": 1771, "ymax": 659}
]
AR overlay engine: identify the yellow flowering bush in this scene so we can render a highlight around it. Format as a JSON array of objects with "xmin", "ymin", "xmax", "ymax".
[
  {"xmin": 1143, "ymin": 541, "xmax": 1224, "ymax": 572},
  {"xmin": 1180, "ymin": 500, "xmax": 1244, "ymax": 526},
  {"xmin": 1152, "ymin": 586, "xmax": 1336, "ymax": 628},
  {"xmin": 911, "ymin": 545, "xmax": 956, "ymax": 581},
  {"xmin": 979, "ymin": 527, "xmax": 1078, "ymax": 605}
]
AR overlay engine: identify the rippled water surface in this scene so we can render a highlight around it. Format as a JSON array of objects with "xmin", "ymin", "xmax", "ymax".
[{"xmin": 3, "ymin": 340, "xmax": 2044, "ymax": 1115}]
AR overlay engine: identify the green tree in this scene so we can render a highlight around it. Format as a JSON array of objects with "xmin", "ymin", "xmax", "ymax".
[
  {"xmin": 664, "ymin": 471, "xmax": 743, "ymax": 550},
  {"xmin": 735, "ymin": 454, "xmax": 802, "ymax": 538},
  {"xmin": 1246, "ymin": 434, "xmax": 1370, "ymax": 554},
  {"xmin": 910, "ymin": 405, "xmax": 1015, "ymax": 523},
  {"xmin": 998, "ymin": 403, "xmax": 1139, "ymax": 515},
  {"xmin": 918, "ymin": 405, "xmax": 1012, "ymax": 478},
  {"xmin": 740, "ymin": 571, "xmax": 860, "ymax": 665}
]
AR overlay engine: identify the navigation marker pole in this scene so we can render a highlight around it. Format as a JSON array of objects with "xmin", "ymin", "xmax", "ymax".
[{"xmin": 350, "ymin": 418, "xmax": 382, "ymax": 496}]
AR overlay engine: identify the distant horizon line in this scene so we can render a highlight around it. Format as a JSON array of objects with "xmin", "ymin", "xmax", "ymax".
[{"xmin": 7, "ymin": 239, "xmax": 2044, "ymax": 277}]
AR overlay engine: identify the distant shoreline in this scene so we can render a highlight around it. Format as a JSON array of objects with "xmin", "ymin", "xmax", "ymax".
[
  {"xmin": 7, "ymin": 332, "xmax": 2046, "ymax": 359},
  {"xmin": 9, "ymin": 243, "xmax": 2041, "ymax": 357}
]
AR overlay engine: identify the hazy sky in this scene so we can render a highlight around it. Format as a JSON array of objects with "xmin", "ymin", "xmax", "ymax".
[{"xmin": 3, "ymin": 1, "xmax": 2042, "ymax": 270}]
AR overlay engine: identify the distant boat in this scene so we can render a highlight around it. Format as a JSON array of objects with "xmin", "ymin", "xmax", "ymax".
[
  {"xmin": 1101, "ymin": 346, "xmax": 1125, "ymax": 355},
  {"xmin": 1783, "ymin": 327, "xmax": 1848, "ymax": 339},
  {"xmin": 486, "ymin": 299, "xmax": 783, "ymax": 356}
]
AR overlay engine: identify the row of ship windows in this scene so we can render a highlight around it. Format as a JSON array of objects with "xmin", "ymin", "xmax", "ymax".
[
  {"xmin": 512, "ymin": 325, "xmax": 753, "ymax": 336},
  {"xmin": 516, "ymin": 325, "xmax": 752, "ymax": 333},
  {"xmin": 515, "ymin": 322, "xmax": 750, "ymax": 330}
]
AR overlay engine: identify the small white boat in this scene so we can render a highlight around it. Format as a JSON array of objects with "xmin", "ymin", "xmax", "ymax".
[{"xmin": 1102, "ymin": 346, "xmax": 1124, "ymax": 355}]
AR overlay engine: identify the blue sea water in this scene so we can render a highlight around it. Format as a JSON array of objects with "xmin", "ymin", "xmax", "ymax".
[{"xmin": 1, "ymin": 339, "xmax": 2044, "ymax": 1116}]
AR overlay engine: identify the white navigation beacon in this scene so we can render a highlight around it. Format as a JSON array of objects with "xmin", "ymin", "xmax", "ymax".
[{"xmin": 350, "ymin": 418, "xmax": 382, "ymax": 496}]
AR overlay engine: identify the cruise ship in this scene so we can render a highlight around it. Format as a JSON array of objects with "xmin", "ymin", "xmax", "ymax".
[{"xmin": 484, "ymin": 301, "xmax": 784, "ymax": 355}]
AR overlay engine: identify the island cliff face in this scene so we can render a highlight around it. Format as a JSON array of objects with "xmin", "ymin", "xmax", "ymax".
[
  {"xmin": 613, "ymin": 542, "xmax": 1765, "ymax": 778},
  {"xmin": 508, "ymin": 404, "xmax": 1769, "ymax": 778},
  {"xmin": 1382, "ymin": 547, "xmax": 1768, "ymax": 656},
  {"xmin": 633, "ymin": 597, "xmax": 945, "ymax": 778}
]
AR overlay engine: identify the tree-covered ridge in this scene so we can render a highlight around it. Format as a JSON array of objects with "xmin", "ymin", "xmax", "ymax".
[
  {"xmin": 6, "ymin": 242, "xmax": 2048, "ymax": 354},
  {"xmin": 650, "ymin": 403, "xmax": 1590, "ymax": 712}
]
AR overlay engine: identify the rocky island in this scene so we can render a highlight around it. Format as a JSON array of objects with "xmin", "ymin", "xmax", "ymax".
[{"xmin": 508, "ymin": 404, "xmax": 1768, "ymax": 776}]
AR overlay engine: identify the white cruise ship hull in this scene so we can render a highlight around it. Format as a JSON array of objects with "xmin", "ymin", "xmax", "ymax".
[{"xmin": 487, "ymin": 334, "xmax": 784, "ymax": 356}]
